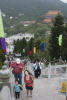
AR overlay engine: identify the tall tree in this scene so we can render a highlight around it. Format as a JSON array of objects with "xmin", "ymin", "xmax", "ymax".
[
  {"xmin": 34, "ymin": 38, "xmax": 42, "ymax": 50},
  {"xmin": 14, "ymin": 38, "xmax": 27, "ymax": 56},
  {"xmin": 62, "ymin": 24, "xmax": 67, "ymax": 60},
  {"xmin": 28, "ymin": 38, "xmax": 34, "ymax": 51},
  {"xmin": 48, "ymin": 14, "xmax": 64, "ymax": 60}
]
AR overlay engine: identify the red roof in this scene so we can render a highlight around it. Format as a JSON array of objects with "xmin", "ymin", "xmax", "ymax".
[
  {"xmin": 43, "ymin": 19, "xmax": 52, "ymax": 23},
  {"xmin": 46, "ymin": 10, "xmax": 61, "ymax": 16}
]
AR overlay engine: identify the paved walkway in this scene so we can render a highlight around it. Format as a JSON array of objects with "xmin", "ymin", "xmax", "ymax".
[
  {"xmin": 18, "ymin": 77, "xmax": 65, "ymax": 100},
  {"xmin": 12, "ymin": 61, "xmax": 65, "ymax": 100}
]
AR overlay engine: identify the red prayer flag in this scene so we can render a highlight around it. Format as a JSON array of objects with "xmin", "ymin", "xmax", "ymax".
[
  {"xmin": 4, "ymin": 49, "xmax": 6, "ymax": 53},
  {"xmin": 29, "ymin": 51, "xmax": 31, "ymax": 56}
]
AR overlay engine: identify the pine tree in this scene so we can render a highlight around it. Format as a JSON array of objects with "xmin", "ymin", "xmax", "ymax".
[
  {"xmin": 62, "ymin": 24, "xmax": 67, "ymax": 60},
  {"xmin": 28, "ymin": 38, "xmax": 34, "ymax": 51},
  {"xmin": 48, "ymin": 14, "xmax": 64, "ymax": 60},
  {"xmin": 0, "ymin": 38, "xmax": 5, "ymax": 69},
  {"xmin": 21, "ymin": 38, "xmax": 27, "ymax": 56},
  {"xmin": 14, "ymin": 38, "xmax": 27, "ymax": 56}
]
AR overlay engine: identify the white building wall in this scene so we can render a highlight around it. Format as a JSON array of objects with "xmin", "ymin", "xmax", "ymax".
[{"xmin": 5, "ymin": 33, "xmax": 34, "ymax": 45}]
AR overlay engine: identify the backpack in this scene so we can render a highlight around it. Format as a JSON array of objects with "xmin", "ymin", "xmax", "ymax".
[
  {"xmin": 24, "ymin": 74, "xmax": 33, "ymax": 85},
  {"xmin": 37, "ymin": 64, "xmax": 40, "ymax": 70}
]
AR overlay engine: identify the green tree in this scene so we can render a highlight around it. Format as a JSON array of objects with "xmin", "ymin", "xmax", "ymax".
[
  {"xmin": 15, "ymin": 24, "xmax": 25, "ymax": 33},
  {"xmin": 62, "ymin": 24, "xmax": 67, "ymax": 60},
  {"xmin": 21, "ymin": 38, "xmax": 27, "ymax": 56},
  {"xmin": 48, "ymin": 14, "xmax": 64, "ymax": 60},
  {"xmin": 14, "ymin": 38, "xmax": 27, "ymax": 56},
  {"xmin": 28, "ymin": 38, "xmax": 34, "ymax": 51},
  {"xmin": 34, "ymin": 37, "xmax": 42, "ymax": 50},
  {"xmin": 28, "ymin": 38, "xmax": 35, "ymax": 59}
]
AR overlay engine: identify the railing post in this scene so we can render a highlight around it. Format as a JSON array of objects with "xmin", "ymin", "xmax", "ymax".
[
  {"xmin": 54, "ymin": 63, "xmax": 57, "ymax": 76},
  {"xmin": 48, "ymin": 62, "xmax": 51, "ymax": 79}
]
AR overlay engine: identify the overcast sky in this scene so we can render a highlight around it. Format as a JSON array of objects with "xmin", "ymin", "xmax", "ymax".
[{"xmin": 60, "ymin": 0, "xmax": 67, "ymax": 3}]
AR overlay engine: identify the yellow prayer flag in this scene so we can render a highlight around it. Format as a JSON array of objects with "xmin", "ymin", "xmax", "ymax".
[{"xmin": 33, "ymin": 47, "xmax": 36, "ymax": 54}]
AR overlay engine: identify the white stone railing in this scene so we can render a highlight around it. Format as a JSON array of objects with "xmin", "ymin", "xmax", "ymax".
[
  {"xmin": 48, "ymin": 63, "xmax": 67, "ymax": 79},
  {"xmin": 0, "ymin": 65, "xmax": 15, "ymax": 100}
]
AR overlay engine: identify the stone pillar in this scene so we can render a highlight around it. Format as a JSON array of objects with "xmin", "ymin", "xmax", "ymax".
[{"xmin": 0, "ymin": 65, "xmax": 15, "ymax": 100}]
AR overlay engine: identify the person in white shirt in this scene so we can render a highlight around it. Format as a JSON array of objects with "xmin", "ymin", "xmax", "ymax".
[{"xmin": 33, "ymin": 59, "xmax": 42, "ymax": 78}]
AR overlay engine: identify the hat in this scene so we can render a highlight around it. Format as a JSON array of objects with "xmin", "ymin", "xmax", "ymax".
[{"xmin": 16, "ymin": 58, "xmax": 21, "ymax": 64}]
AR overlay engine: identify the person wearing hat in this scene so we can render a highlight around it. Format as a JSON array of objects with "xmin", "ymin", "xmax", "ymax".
[{"xmin": 10, "ymin": 58, "xmax": 24, "ymax": 85}]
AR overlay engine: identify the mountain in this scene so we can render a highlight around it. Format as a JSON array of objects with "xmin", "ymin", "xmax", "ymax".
[{"xmin": 0, "ymin": 0, "xmax": 67, "ymax": 19}]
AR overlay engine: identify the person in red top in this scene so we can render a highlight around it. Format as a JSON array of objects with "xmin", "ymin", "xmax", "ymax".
[
  {"xmin": 10, "ymin": 58, "xmax": 24, "ymax": 85},
  {"xmin": 23, "ymin": 70, "xmax": 34, "ymax": 97}
]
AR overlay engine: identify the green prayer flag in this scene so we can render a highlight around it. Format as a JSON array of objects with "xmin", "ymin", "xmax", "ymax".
[
  {"xmin": 23, "ymin": 49, "xmax": 25, "ymax": 53},
  {"xmin": 58, "ymin": 34, "xmax": 62, "ymax": 46},
  {"xmin": 0, "ymin": 10, "xmax": 4, "ymax": 38}
]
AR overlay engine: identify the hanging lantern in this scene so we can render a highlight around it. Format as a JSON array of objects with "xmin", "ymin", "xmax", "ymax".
[{"xmin": 33, "ymin": 47, "xmax": 36, "ymax": 54}]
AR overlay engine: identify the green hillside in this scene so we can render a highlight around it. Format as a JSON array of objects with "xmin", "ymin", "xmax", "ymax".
[{"xmin": 0, "ymin": 0, "xmax": 67, "ymax": 19}]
